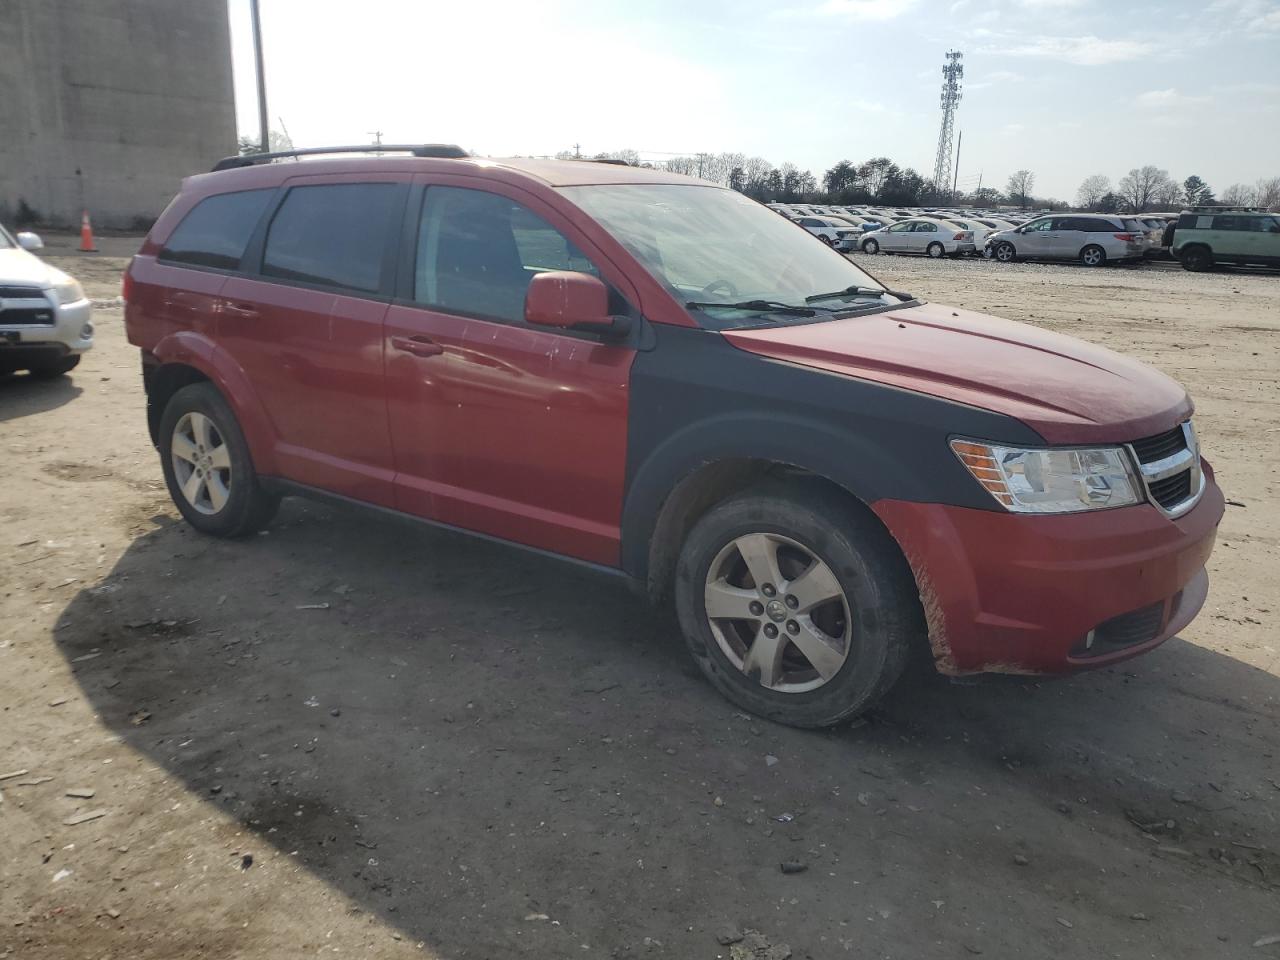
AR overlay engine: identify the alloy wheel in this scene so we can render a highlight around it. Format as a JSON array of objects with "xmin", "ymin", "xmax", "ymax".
[
  {"xmin": 171, "ymin": 412, "xmax": 232, "ymax": 515},
  {"xmin": 703, "ymin": 533, "xmax": 852, "ymax": 693}
]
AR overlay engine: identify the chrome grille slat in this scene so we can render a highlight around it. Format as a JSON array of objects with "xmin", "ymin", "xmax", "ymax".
[{"xmin": 1127, "ymin": 421, "xmax": 1203, "ymax": 518}]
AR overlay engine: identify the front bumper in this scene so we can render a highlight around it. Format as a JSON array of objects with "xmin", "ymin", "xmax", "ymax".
[
  {"xmin": 0, "ymin": 296, "xmax": 94, "ymax": 354},
  {"xmin": 872, "ymin": 468, "xmax": 1224, "ymax": 675}
]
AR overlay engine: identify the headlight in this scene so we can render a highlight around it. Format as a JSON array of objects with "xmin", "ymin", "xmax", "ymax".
[
  {"xmin": 51, "ymin": 280, "xmax": 85, "ymax": 305},
  {"xmin": 952, "ymin": 439, "xmax": 1141, "ymax": 513}
]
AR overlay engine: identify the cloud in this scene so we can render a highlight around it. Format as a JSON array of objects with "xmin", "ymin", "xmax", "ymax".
[
  {"xmin": 996, "ymin": 34, "xmax": 1154, "ymax": 64},
  {"xmin": 1135, "ymin": 88, "xmax": 1211, "ymax": 108},
  {"xmin": 816, "ymin": 0, "xmax": 918, "ymax": 19},
  {"xmin": 968, "ymin": 69, "xmax": 1025, "ymax": 90},
  {"xmin": 1209, "ymin": 0, "xmax": 1280, "ymax": 32},
  {"xmin": 1012, "ymin": 0, "xmax": 1090, "ymax": 7}
]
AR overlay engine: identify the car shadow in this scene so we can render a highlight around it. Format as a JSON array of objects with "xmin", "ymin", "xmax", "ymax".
[
  {"xmin": 0, "ymin": 371, "xmax": 83, "ymax": 421},
  {"xmin": 52, "ymin": 496, "xmax": 1280, "ymax": 957}
]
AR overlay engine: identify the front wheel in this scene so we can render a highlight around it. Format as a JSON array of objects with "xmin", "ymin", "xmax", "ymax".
[
  {"xmin": 927, "ymin": 242, "xmax": 945, "ymax": 259},
  {"xmin": 862, "ymin": 238, "xmax": 880, "ymax": 255},
  {"xmin": 158, "ymin": 382, "xmax": 279, "ymax": 537},
  {"xmin": 994, "ymin": 242, "xmax": 1017, "ymax": 263},
  {"xmin": 674, "ymin": 484, "xmax": 921, "ymax": 728}
]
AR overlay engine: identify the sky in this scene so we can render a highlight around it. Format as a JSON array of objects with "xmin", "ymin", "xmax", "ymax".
[{"xmin": 227, "ymin": 0, "xmax": 1280, "ymax": 202}]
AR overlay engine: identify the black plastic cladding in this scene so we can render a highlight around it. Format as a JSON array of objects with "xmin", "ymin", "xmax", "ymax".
[{"xmin": 618, "ymin": 321, "xmax": 1047, "ymax": 578}]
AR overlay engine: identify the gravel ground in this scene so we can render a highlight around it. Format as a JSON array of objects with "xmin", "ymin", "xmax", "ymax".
[{"xmin": 1, "ymin": 246, "xmax": 1278, "ymax": 960}]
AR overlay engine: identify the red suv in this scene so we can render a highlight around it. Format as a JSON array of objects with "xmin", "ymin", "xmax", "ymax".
[{"xmin": 123, "ymin": 146, "xmax": 1223, "ymax": 727}]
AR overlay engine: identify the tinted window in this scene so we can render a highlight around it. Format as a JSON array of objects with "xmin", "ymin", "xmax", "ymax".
[
  {"xmin": 262, "ymin": 183, "xmax": 401, "ymax": 293},
  {"xmin": 916, "ymin": 222, "xmax": 938, "ymax": 232},
  {"xmin": 1212, "ymin": 215, "xmax": 1242, "ymax": 231},
  {"xmin": 159, "ymin": 189, "xmax": 273, "ymax": 270},
  {"xmin": 1247, "ymin": 216, "xmax": 1279, "ymax": 232},
  {"xmin": 414, "ymin": 187, "xmax": 596, "ymax": 324},
  {"xmin": 1026, "ymin": 219, "xmax": 1053, "ymax": 232}
]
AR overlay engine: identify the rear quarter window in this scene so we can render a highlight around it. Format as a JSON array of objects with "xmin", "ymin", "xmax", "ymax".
[{"xmin": 158, "ymin": 189, "xmax": 274, "ymax": 270}]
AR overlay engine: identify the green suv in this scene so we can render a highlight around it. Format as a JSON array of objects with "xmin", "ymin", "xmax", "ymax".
[{"xmin": 1172, "ymin": 209, "xmax": 1280, "ymax": 271}]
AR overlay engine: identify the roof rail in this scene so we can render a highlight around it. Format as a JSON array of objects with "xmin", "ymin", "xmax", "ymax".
[
  {"xmin": 1181, "ymin": 204, "xmax": 1266, "ymax": 213},
  {"xmin": 212, "ymin": 143, "xmax": 469, "ymax": 172}
]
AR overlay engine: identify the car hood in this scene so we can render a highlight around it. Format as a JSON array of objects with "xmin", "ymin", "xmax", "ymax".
[
  {"xmin": 0, "ymin": 247, "xmax": 65, "ymax": 287},
  {"xmin": 723, "ymin": 302, "xmax": 1192, "ymax": 445}
]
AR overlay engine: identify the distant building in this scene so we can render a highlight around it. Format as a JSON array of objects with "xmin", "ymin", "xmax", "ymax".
[{"xmin": 0, "ymin": 0, "xmax": 235, "ymax": 230}]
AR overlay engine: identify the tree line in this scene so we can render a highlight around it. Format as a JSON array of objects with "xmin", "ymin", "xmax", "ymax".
[
  {"xmin": 560, "ymin": 149, "xmax": 1279, "ymax": 213},
  {"xmin": 1075, "ymin": 169, "xmax": 1280, "ymax": 214}
]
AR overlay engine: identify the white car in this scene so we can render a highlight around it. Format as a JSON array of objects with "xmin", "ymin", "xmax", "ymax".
[
  {"xmin": 858, "ymin": 217, "xmax": 976, "ymax": 258},
  {"xmin": 0, "ymin": 225, "xmax": 93, "ymax": 378},
  {"xmin": 794, "ymin": 215, "xmax": 862, "ymax": 247}
]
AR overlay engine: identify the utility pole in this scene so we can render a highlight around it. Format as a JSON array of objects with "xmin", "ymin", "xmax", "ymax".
[
  {"xmin": 249, "ymin": 0, "xmax": 269, "ymax": 153},
  {"xmin": 573, "ymin": 142, "xmax": 581, "ymax": 159},
  {"xmin": 932, "ymin": 50, "xmax": 963, "ymax": 204},
  {"xmin": 952, "ymin": 129, "xmax": 962, "ymax": 201}
]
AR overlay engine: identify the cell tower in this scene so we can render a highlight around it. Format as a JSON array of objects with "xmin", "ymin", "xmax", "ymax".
[{"xmin": 932, "ymin": 50, "xmax": 963, "ymax": 202}]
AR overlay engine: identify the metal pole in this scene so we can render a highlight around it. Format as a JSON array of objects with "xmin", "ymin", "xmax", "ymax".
[
  {"xmin": 250, "ymin": 0, "xmax": 269, "ymax": 152},
  {"xmin": 952, "ymin": 130, "xmax": 962, "ymax": 201}
]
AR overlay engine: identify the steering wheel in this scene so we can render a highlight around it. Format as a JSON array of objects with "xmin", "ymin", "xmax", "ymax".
[{"xmin": 700, "ymin": 279, "xmax": 739, "ymax": 300}]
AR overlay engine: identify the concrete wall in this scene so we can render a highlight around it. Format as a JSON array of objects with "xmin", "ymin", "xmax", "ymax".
[{"xmin": 0, "ymin": 0, "xmax": 236, "ymax": 230}]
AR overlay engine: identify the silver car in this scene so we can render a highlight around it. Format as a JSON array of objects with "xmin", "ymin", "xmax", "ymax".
[
  {"xmin": 986, "ymin": 214, "xmax": 1148, "ymax": 267},
  {"xmin": 859, "ymin": 217, "xmax": 976, "ymax": 258},
  {"xmin": 0, "ymin": 225, "xmax": 93, "ymax": 378}
]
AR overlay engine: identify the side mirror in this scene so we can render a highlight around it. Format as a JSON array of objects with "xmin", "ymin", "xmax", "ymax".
[
  {"xmin": 16, "ymin": 231, "xmax": 44, "ymax": 251},
  {"xmin": 525, "ymin": 270, "xmax": 629, "ymax": 337}
]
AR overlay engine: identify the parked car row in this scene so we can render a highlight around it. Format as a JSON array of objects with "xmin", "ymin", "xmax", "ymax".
[{"xmin": 772, "ymin": 203, "xmax": 1280, "ymax": 271}]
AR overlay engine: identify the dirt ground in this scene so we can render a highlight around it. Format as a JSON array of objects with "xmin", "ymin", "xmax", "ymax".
[{"xmin": 2, "ymin": 244, "xmax": 1278, "ymax": 960}]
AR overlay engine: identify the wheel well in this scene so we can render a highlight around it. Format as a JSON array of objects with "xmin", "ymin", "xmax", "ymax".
[
  {"xmin": 144, "ymin": 362, "xmax": 209, "ymax": 444},
  {"xmin": 644, "ymin": 459, "xmax": 895, "ymax": 602}
]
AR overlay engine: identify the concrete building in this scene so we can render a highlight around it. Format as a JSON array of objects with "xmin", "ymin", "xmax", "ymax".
[{"xmin": 0, "ymin": 0, "xmax": 236, "ymax": 230}]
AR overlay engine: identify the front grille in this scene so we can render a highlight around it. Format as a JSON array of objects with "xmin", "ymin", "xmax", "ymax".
[
  {"xmin": 1073, "ymin": 600, "xmax": 1166, "ymax": 657},
  {"xmin": 1147, "ymin": 470, "xmax": 1192, "ymax": 509},
  {"xmin": 0, "ymin": 306, "xmax": 56, "ymax": 326},
  {"xmin": 0, "ymin": 285, "xmax": 45, "ymax": 299},
  {"xmin": 1131, "ymin": 426, "xmax": 1187, "ymax": 464}
]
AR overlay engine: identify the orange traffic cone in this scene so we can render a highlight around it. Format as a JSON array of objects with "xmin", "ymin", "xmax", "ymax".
[{"xmin": 79, "ymin": 210, "xmax": 97, "ymax": 252}]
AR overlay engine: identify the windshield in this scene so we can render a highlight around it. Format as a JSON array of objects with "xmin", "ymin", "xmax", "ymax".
[{"xmin": 561, "ymin": 183, "xmax": 891, "ymax": 329}]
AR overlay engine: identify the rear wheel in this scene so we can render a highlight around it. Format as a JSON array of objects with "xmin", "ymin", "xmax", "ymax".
[
  {"xmin": 994, "ymin": 242, "xmax": 1017, "ymax": 263},
  {"xmin": 862, "ymin": 238, "xmax": 880, "ymax": 255},
  {"xmin": 927, "ymin": 242, "xmax": 945, "ymax": 258},
  {"xmin": 26, "ymin": 355, "xmax": 80, "ymax": 379},
  {"xmin": 1080, "ymin": 244, "xmax": 1107, "ymax": 267},
  {"xmin": 1180, "ymin": 245, "xmax": 1213, "ymax": 272},
  {"xmin": 158, "ymin": 382, "xmax": 279, "ymax": 537},
  {"xmin": 674, "ymin": 484, "xmax": 921, "ymax": 728}
]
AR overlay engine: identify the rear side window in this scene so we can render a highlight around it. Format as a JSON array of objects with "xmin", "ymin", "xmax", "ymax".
[
  {"xmin": 1212, "ymin": 215, "xmax": 1241, "ymax": 231},
  {"xmin": 159, "ymin": 189, "xmax": 273, "ymax": 270},
  {"xmin": 262, "ymin": 183, "xmax": 401, "ymax": 293}
]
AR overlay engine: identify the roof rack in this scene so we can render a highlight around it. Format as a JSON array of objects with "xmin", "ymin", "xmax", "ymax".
[
  {"xmin": 212, "ymin": 143, "xmax": 469, "ymax": 172},
  {"xmin": 1181, "ymin": 204, "xmax": 1267, "ymax": 213}
]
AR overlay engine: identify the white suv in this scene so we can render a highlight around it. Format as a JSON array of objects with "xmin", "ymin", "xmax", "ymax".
[{"xmin": 0, "ymin": 225, "xmax": 93, "ymax": 378}]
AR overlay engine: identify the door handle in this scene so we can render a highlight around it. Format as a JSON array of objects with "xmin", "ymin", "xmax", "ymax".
[
  {"xmin": 223, "ymin": 301, "xmax": 259, "ymax": 319},
  {"xmin": 391, "ymin": 334, "xmax": 444, "ymax": 358}
]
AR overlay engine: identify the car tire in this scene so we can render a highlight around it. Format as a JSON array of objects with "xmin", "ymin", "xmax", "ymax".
[
  {"xmin": 158, "ymin": 382, "xmax": 280, "ymax": 538},
  {"xmin": 927, "ymin": 242, "xmax": 945, "ymax": 258},
  {"xmin": 862, "ymin": 239, "xmax": 879, "ymax": 255},
  {"xmin": 26, "ymin": 355, "xmax": 81, "ymax": 379},
  {"xmin": 994, "ymin": 242, "xmax": 1017, "ymax": 263},
  {"xmin": 674, "ymin": 482, "xmax": 921, "ymax": 728},
  {"xmin": 1180, "ymin": 245, "xmax": 1213, "ymax": 272},
  {"xmin": 1080, "ymin": 244, "xmax": 1107, "ymax": 268}
]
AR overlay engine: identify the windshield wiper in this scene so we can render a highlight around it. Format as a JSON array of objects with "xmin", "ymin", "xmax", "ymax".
[
  {"xmin": 804, "ymin": 284, "xmax": 888, "ymax": 304},
  {"xmin": 685, "ymin": 299, "xmax": 816, "ymax": 317}
]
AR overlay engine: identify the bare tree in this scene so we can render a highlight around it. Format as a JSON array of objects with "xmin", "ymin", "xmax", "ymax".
[
  {"xmin": 1153, "ymin": 178, "xmax": 1184, "ymax": 209},
  {"xmin": 1256, "ymin": 176, "xmax": 1280, "ymax": 210},
  {"xmin": 1118, "ymin": 166, "xmax": 1173, "ymax": 213},
  {"xmin": 1220, "ymin": 183, "xmax": 1258, "ymax": 206},
  {"xmin": 664, "ymin": 156, "xmax": 699, "ymax": 177},
  {"xmin": 1006, "ymin": 169, "xmax": 1035, "ymax": 210},
  {"xmin": 1075, "ymin": 174, "xmax": 1111, "ymax": 211}
]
